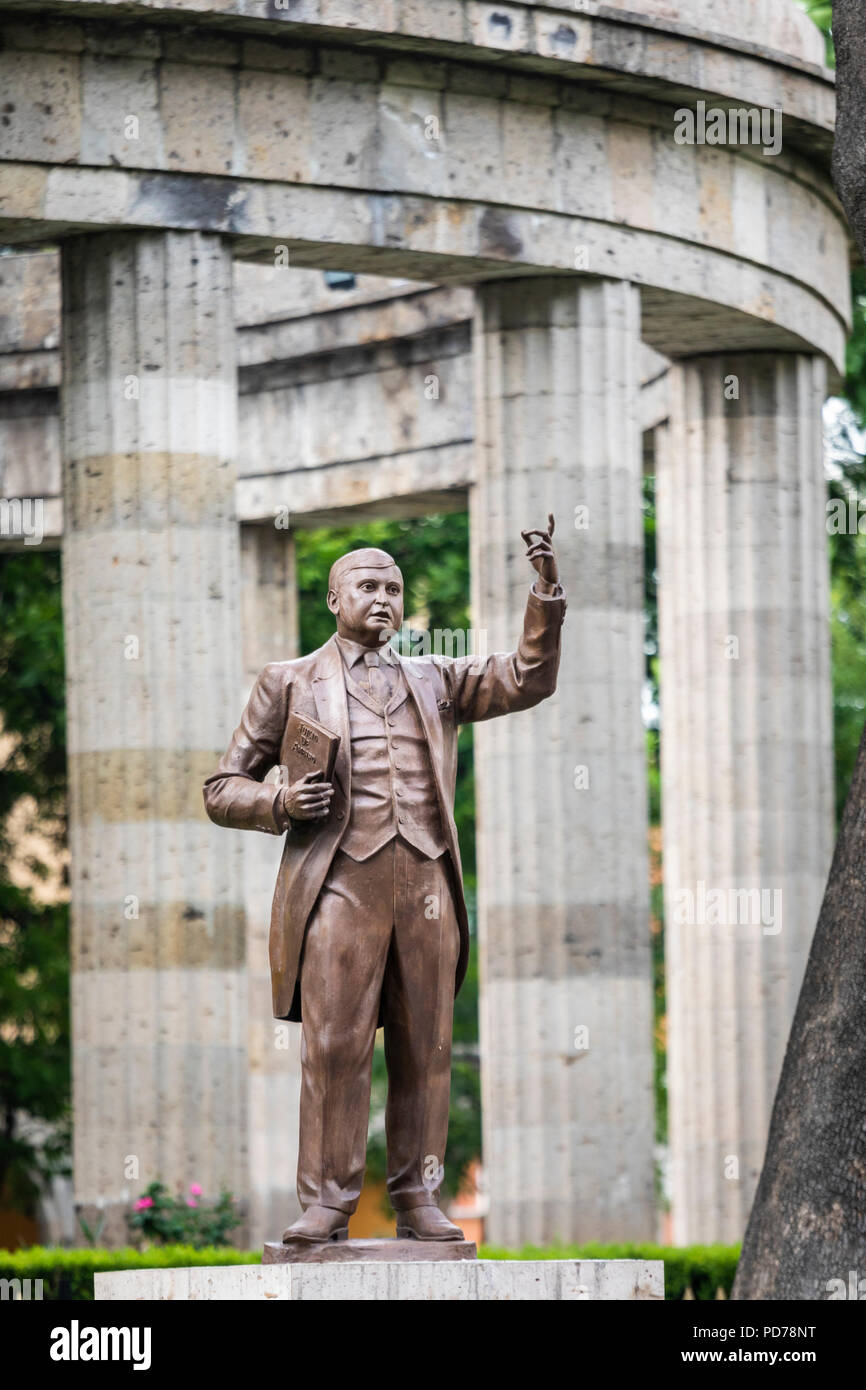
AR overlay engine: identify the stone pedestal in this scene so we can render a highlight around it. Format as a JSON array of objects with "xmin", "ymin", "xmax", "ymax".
[
  {"xmin": 472, "ymin": 277, "xmax": 655, "ymax": 1246},
  {"xmin": 95, "ymin": 1258, "xmax": 663, "ymax": 1301},
  {"xmin": 656, "ymin": 352, "xmax": 834, "ymax": 1244}
]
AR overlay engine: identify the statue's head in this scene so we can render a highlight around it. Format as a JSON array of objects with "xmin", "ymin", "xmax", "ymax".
[{"xmin": 326, "ymin": 547, "xmax": 404, "ymax": 647}]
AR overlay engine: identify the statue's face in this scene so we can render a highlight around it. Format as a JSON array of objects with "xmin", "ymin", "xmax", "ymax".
[{"xmin": 328, "ymin": 564, "xmax": 404, "ymax": 645}]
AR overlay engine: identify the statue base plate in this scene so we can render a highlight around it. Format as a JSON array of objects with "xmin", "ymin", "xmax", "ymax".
[{"xmin": 263, "ymin": 1237, "xmax": 477, "ymax": 1264}]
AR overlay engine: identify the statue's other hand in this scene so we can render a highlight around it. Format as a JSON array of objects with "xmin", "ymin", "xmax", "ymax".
[
  {"xmin": 282, "ymin": 771, "xmax": 335, "ymax": 822},
  {"xmin": 521, "ymin": 512, "xmax": 559, "ymax": 589}
]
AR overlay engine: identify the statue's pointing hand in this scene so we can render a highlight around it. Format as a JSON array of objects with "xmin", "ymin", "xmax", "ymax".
[{"xmin": 521, "ymin": 513, "xmax": 559, "ymax": 591}]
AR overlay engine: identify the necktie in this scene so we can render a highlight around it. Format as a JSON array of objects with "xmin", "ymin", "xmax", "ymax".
[{"xmin": 363, "ymin": 648, "xmax": 393, "ymax": 706}]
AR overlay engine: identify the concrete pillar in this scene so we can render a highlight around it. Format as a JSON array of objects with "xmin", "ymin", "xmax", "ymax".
[
  {"xmin": 656, "ymin": 352, "xmax": 834, "ymax": 1244},
  {"xmin": 239, "ymin": 523, "xmax": 302, "ymax": 1245},
  {"xmin": 61, "ymin": 231, "xmax": 248, "ymax": 1241},
  {"xmin": 472, "ymin": 276, "xmax": 655, "ymax": 1246}
]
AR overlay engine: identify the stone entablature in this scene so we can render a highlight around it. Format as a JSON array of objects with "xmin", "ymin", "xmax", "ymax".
[
  {"xmin": 0, "ymin": 5, "xmax": 848, "ymax": 369},
  {"xmin": 0, "ymin": 253, "xmax": 671, "ymax": 537}
]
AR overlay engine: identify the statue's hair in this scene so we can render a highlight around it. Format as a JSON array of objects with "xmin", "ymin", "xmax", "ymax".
[{"xmin": 327, "ymin": 547, "xmax": 400, "ymax": 594}]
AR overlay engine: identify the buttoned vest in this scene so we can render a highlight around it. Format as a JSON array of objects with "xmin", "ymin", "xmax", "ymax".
[{"xmin": 340, "ymin": 662, "xmax": 447, "ymax": 862}]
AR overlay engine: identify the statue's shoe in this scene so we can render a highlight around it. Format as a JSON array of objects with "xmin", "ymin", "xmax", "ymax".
[
  {"xmin": 396, "ymin": 1206, "xmax": 464, "ymax": 1242},
  {"xmin": 281, "ymin": 1204, "xmax": 349, "ymax": 1245}
]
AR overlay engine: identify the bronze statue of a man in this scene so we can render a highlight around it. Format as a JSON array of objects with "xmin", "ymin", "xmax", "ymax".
[{"xmin": 204, "ymin": 517, "xmax": 565, "ymax": 1243}]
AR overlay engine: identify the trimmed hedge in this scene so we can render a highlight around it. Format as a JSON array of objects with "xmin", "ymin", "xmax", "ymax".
[
  {"xmin": 0, "ymin": 1241, "xmax": 739, "ymax": 1300},
  {"xmin": 0, "ymin": 1246, "xmax": 261, "ymax": 1302}
]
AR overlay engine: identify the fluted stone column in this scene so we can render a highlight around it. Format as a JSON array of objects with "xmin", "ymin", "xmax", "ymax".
[
  {"xmin": 656, "ymin": 353, "xmax": 834, "ymax": 1245},
  {"xmin": 473, "ymin": 277, "xmax": 655, "ymax": 1246},
  {"xmin": 62, "ymin": 231, "xmax": 248, "ymax": 1241},
  {"xmin": 240, "ymin": 524, "xmax": 302, "ymax": 1245}
]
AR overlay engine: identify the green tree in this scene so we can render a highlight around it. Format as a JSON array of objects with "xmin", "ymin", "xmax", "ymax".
[
  {"xmin": 0, "ymin": 551, "xmax": 70, "ymax": 1217},
  {"xmin": 798, "ymin": 1, "xmax": 833, "ymax": 63}
]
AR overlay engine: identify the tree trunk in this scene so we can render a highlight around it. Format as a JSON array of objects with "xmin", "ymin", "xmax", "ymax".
[
  {"xmin": 732, "ymin": 720, "xmax": 866, "ymax": 1298},
  {"xmin": 832, "ymin": 0, "xmax": 866, "ymax": 253},
  {"xmin": 732, "ymin": 0, "xmax": 866, "ymax": 1303}
]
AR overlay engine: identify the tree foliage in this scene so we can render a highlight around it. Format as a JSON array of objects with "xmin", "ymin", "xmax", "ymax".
[
  {"xmin": 0, "ymin": 551, "xmax": 70, "ymax": 1216},
  {"xmin": 798, "ymin": 1, "xmax": 834, "ymax": 64}
]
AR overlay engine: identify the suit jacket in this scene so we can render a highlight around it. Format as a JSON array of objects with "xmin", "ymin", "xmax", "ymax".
[{"xmin": 203, "ymin": 582, "xmax": 566, "ymax": 1021}]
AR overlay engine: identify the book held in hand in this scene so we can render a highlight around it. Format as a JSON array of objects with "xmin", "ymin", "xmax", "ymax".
[{"xmin": 278, "ymin": 711, "xmax": 340, "ymax": 792}]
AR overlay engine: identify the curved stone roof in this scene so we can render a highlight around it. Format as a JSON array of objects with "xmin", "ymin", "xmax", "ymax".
[
  {"xmin": 0, "ymin": 0, "xmax": 848, "ymax": 372},
  {"xmin": 600, "ymin": 0, "xmax": 825, "ymax": 67},
  {"xmin": 21, "ymin": 0, "xmax": 828, "ymax": 71}
]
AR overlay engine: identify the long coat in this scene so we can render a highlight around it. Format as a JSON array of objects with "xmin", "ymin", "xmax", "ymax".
[{"xmin": 203, "ymin": 583, "xmax": 566, "ymax": 1021}]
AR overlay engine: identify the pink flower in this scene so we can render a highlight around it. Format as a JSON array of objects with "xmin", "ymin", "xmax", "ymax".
[
  {"xmin": 186, "ymin": 1198, "xmax": 198, "ymax": 1208},
  {"xmin": 135, "ymin": 1197, "xmax": 154, "ymax": 1211},
  {"xmin": 189, "ymin": 1183, "xmax": 203, "ymax": 1196}
]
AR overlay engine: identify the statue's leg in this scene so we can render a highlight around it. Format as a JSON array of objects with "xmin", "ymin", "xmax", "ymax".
[
  {"xmin": 296, "ymin": 842, "xmax": 395, "ymax": 1215},
  {"xmin": 382, "ymin": 841, "xmax": 461, "ymax": 1213}
]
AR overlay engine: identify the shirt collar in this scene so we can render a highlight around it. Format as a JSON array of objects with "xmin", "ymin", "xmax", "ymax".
[{"xmin": 334, "ymin": 633, "xmax": 397, "ymax": 672}]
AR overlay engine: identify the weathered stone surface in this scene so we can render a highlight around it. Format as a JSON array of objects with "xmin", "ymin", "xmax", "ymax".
[
  {"xmin": 62, "ymin": 230, "xmax": 248, "ymax": 1239},
  {"xmin": 19, "ymin": 0, "xmax": 828, "ymax": 74},
  {"xmin": 656, "ymin": 352, "xmax": 834, "ymax": 1245},
  {"xmin": 0, "ymin": 160, "xmax": 846, "ymax": 367},
  {"xmin": 1, "ymin": 259, "xmax": 671, "ymax": 538},
  {"xmin": 95, "ymin": 1257, "xmax": 664, "ymax": 1300},
  {"xmin": 0, "ymin": 10, "xmax": 848, "ymax": 368},
  {"xmin": 472, "ymin": 276, "xmax": 655, "ymax": 1246}
]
